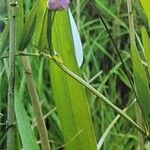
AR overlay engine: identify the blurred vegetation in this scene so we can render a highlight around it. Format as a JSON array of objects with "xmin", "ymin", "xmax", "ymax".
[{"xmin": 0, "ymin": 0, "xmax": 150, "ymax": 149}]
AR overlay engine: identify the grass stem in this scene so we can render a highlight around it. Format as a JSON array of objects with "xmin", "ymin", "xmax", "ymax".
[
  {"xmin": 21, "ymin": 50, "xmax": 50, "ymax": 150},
  {"xmin": 54, "ymin": 61, "xmax": 147, "ymax": 137},
  {"xmin": 1, "ymin": 51, "xmax": 147, "ymax": 137},
  {"xmin": 6, "ymin": 0, "xmax": 17, "ymax": 149}
]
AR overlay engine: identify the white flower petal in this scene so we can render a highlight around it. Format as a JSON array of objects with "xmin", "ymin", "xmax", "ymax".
[{"xmin": 68, "ymin": 9, "xmax": 83, "ymax": 67}]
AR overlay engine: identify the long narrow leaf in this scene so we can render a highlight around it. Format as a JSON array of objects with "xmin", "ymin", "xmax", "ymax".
[
  {"xmin": 15, "ymin": 95, "xmax": 39, "ymax": 150},
  {"xmin": 33, "ymin": 0, "xmax": 47, "ymax": 46},
  {"xmin": 19, "ymin": 2, "xmax": 40, "ymax": 51},
  {"xmin": 141, "ymin": 27, "xmax": 150, "ymax": 75},
  {"xmin": 49, "ymin": 10, "xmax": 97, "ymax": 150},
  {"xmin": 0, "ymin": 22, "xmax": 9, "ymax": 55},
  {"xmin": 140, "ymin": 0, "xmax": 150, "ymax": 22},
  {"xmin": 131, "ymin": 45, "xmax": 150, "ymax": 130},
  {"xmin": 16, "ymin": 0, "xmax": 24, "ymax": 50}
]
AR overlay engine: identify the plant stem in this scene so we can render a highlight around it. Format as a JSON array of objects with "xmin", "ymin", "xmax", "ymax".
[
  {"xmin": 7, "ymin": 0, "xmax": 17, "ymax": 149},
  {"xmin": 21, "ymin": 52, "xmax": 148, "ymax": 136},
  {"xmin": 54, "ymin": 61, "xmax": 147, "ymax": 136},
  {"xmin": 1, "ymin": 51, "xmax": 147, "ymax": 137},
  {"xmin": 21, "ymin": 51, "xmax": 50, "ymax": 150}
]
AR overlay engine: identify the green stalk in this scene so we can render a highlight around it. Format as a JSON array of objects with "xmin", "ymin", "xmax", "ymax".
[
  {"xmin": 1, "ymin": 51, "xmax": 147, "ymax": 137},
  {"xmin": 53, "ymin": 60, "xmax": 146, "ymax": 136},
  {"xmin": 6, "ymin": 0, "xmax": 17, "ymax": 149},
  {"xmin": 21, "ymin": 51, "xmax": 50, "ymax": 150},
  {"xmin": 35, "ymin": 51, "xmax": 148, "ymax": 136}
]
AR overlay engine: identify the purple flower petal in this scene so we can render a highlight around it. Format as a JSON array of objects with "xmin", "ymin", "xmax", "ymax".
[
  {"xmin": 47, "ymin": 0, "xmax": 70, "ymax": 11},
  {"xmin": 59, "ymin": 0, "xmax": 70, "ymax": 9}
]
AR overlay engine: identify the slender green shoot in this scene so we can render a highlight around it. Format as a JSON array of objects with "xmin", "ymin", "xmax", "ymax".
[{"xmin": 6, "ymin": 0, "xmax": 17, "ymax": 149}]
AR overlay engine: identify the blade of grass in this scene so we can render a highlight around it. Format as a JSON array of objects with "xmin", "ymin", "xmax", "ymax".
[
  {"xmin": 130, "ymin": 44, "xmax": 150, "ymax": 133},
  {"xmin": 19, "ymin": 1, "xmax": 40, "ymax": 51},
  {"xmin": 140, "ymin": 0, "xmax": 150, "ymax": 22},
  {"xmin": 127, "ymin": 0, "xmax": 150, "ymax": 135},
  {"xmin": 33, "ymin": 0, "xmax": 47, "ymax": 47},
  {"xmin": 141, "ymin": 27, "xmax": 150, "ymax": 75},
  {"xmin": 15, "ymin": 94, "xmax": 39, "ymax": 150},
  {"xmin": 0, "ymin": 22, "xmax": 9, "ymax": 55},
  {"xmin": 16, "ymin": 0, "xmax": 24, "ymax": 50}
]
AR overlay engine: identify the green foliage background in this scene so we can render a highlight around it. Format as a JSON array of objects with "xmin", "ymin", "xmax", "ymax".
[{"xmin": 0, "ymin": 0, "xmax": 150, "ymax": 149}]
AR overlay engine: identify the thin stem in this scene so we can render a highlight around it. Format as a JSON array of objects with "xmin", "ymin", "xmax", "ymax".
[
  {"xmin": 0, "ymin": 52, "xmax": 42, "ymax": 59},
  {"xmin": 1, "ymin": 51, "xmax": 147, "ymax": 137},
  {"xmin": 21, "ymin": 50, "xmax": 50, "ymax": 150},
  {"xmin": 6, "ymin": 0, "xmax": 17, "ymax": 149},
  {"xmin": 54, "ymin": 60, "xmax": 147, "ymax": 136}
]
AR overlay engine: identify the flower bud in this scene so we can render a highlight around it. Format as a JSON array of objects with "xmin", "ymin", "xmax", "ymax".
[{"xmin": 47, "ymin": 0, "xmax": 70, "ymax": 11}]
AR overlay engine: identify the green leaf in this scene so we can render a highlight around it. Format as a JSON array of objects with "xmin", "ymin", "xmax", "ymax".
[
  {"xmin": 33, "ymin": 0, "xmax": 47, "ymax": 47},
  {"xmin": 131, "ymin": 45, "xmax": 150, "ymax": 130},
  {"xmin": 19, "ymin": 1, "xmax": 39, "ymax": 51},
  {"xmin": 38, "ymin": 10, "xmax": 48, "ymax": 50},
  {"xmin": 16, "ymin": 0, "xmax": 24, "ymax": 50},
  {"xmin": 0, "ymin": 22, "xmax": 9, "ymax": 54},
  {"xmin": 49, "ymin": 11, "xmax": 97, "ymax": 150},
  {"xmin": 15, "ymin": 95, "xmax": 39, "ymax": 150},
  {"xmin": 47, "ymin": 10, "xmax": 56, "ymax": 55},
  {"xmin": 141, "ymin": 27, "xmax": 150, "ymax": 75},
  {"xmin": 140, "ymin": 0, "xmax": 150, "ymax": 22}
]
